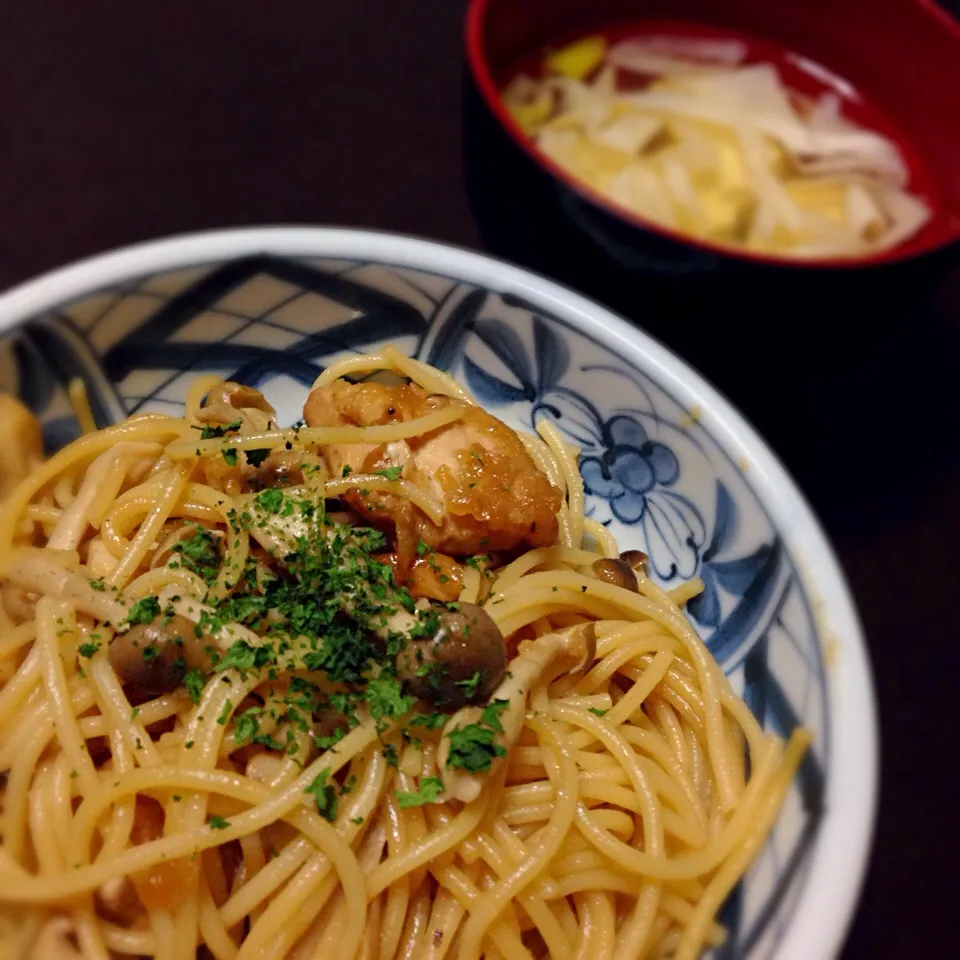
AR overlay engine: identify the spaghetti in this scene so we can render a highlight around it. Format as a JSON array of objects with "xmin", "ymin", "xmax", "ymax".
[{"xmin": 0, "ymin": 347, "xmax": 808, "ymax": 960}]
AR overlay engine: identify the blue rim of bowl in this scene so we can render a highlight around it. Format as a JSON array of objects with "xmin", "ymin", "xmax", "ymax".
[{"xmin": 0, "ymin": 226, "xmax": 879, "ymax": 960}]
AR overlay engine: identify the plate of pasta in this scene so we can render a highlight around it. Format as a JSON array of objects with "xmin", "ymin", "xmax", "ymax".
[{"xmin": 0, "ymin": 228, "xmax": 876, "ymax": 960}]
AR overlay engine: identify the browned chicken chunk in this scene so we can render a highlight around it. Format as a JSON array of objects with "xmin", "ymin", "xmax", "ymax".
[{"xmin": 303, "ymin": 379, "xmax": 562, "ymax": 559}]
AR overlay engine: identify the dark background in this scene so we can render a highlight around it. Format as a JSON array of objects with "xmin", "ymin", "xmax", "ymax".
[{"xmin": 0, "ymin": 2, "xmax": 957, "ymax": 956}]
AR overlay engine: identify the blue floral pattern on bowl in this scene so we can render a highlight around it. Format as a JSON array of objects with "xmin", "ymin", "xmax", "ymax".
[{"xmin": 0, "ymin": 252, "xmax": 829, "ymax": 960}]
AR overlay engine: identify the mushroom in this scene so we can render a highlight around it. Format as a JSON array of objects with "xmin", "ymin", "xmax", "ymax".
[
  {"xmin": 438, "ymin": 622, "xmax": 597, "ymax": 802},
  {"xmin": 108, "ymin": 614, "xmax": 211, "ymax": 699},
  {"xmin": 591, "ymin": 557, "xmax": 639, "ymax": 593},
  {"xmin": 203, "ymin": 382, "xmax": 276, "ymax": 416},
  {"xmin": 197, "ymin": 381, "xmax": 277, "ymax": 434},
  {"xmin": 618, "ymin": 549, "xmax": 649, "ymax": 570},
  {"xmin": 396, "ymin": 602, "xmax": 507, "ymax": 710},
  {"xmin": 253, "ymin": 448, "xmax": 309, "ymax": 489}
]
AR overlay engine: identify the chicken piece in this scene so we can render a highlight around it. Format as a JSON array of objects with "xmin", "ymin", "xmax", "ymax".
[
  {"xmin": 303, "ymin": 379, "xmax": 562, "ymax": 557},
  {"xmin": 0, "ymin": 395, "xmax": 43, "ymax": 501},
  {"xmin": 374, "ymin": 551, "xmax": 464, "ymax": 602}
]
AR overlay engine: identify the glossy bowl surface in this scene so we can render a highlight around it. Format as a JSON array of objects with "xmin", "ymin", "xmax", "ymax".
[{"xmin": 0, "ymin": 227, "xmax": 877, "ymax": 960}]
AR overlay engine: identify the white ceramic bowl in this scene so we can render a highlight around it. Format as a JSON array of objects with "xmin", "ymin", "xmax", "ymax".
[{"xmin": 0, "ymin": 227, "xmax": 877, "ymax": 959}]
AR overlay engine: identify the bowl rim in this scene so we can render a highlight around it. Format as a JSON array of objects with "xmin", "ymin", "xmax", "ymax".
[
  {"xmin": 0, "ymin": 226, "xmax": 878, "ymax": 960},
  {"xmin": 463, "ymin": 0, "xmax": 960, "ymax": 269}
]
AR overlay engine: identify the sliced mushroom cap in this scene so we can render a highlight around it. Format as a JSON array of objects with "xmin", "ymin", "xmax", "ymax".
[
  {"xmin": 204, "ymin": 382, "xmax": 276, "ymax": 416},
  {"xmin": 396, "ymin": 602, "xmax": 507, "ymax": 711},
  {"xmin": 108, "ymin": 614, "xmax": 210, "ymax": 699},
  {"xmin": 254, "ymin": 448, "xmax": 306, "ymax": 489},
  {"xmin": 592, "ymin": 557, "xmax": 639, "ymax": 592},
  {"xmin": 619, "ymin": 549, "xmax": 649, "ymax": 570}
]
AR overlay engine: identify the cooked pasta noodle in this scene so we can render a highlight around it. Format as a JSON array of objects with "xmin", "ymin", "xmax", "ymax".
[{"xmin": 0, "ymin": 349, "xmax": 808, "ymax": 960}]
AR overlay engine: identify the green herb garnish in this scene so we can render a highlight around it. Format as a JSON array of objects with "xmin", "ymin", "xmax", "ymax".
[
  {"xmin": 396, "ymin": 776, "xmax": 445, "ymax": 809},
  {"xmin": 455, "ymin": 671, "xmax": 482, "ymax": 700},
  {"xmin": 409, "ymin": 712, "xmax": 447, "ymax": 731},
  {"xmin": 304, "ymin": 768, "xmax": 338, "ymax": 823},
  {"xmin": 481, "ymin": 699, "xmax": 510, "ymax": 733},
  {"xmin": 126, "ymin": 596, "xmax": 161, "ymax": 626},
  {"xmin": 245, "ymin": 448, "xmax": 271, "ymax": 467},
  {"xmin": 445, "ymin": 723, "xmax": 506, "ymax": 773},
  {"xmin": 183, "ymin": 669, "xmax": 205, "ymax": 705},
  {"xmin": 194, "ymin": 420, "xmax": 241, "ymax": 440},
  {"xmin": 374, "ymin": 466, "xmax": 403, "ymax": 481}
]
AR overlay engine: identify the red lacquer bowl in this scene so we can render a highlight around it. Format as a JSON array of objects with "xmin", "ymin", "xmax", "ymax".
[{"xmin": 466, "ymin": 0, "xmax": 960, "ymax": 269}]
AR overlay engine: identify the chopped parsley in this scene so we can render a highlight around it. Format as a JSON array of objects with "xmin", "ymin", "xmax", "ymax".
[
  {"xmin": 77, "ymin": 642, "xmax": 100, "ymax": 659},
  {"xmin": 172, "ymin": 526, "xmax": 221, "ymax": 583},
  {"xmin": 194, "ymin": 420, "xmax": 241, "ymax": 440},
  {"xmin": 396, "ymin": 776, "xmax": 445, "ymax": 809},
  {"xmin": 313, "ymin": 727, "xmax": 346, "ymax": 751},
  {"xmin": 252, "ymin": 732, "xmax": 285, "ymax": 752},
  {"xmin": 304, "ymin": 768, "xmax": 338, "ymax": 823},
  {"xmin": 455, "ymin": 671, "xmax": 482, "ymax": 700},
  {"xmin": 89, "ymin": 577, "xmax": 106, "ymax": 592},
  {"xmin": 137, "ymin": 495, "xmax": 450, "ymax": 778},
  {"xmin": 126, "ymin": 596, "xmax": 161, "ymax": 626},
  {"xmin": 254, "ymin": 488, "xmax": 284, "ymax": 514},
  {"xmin": 481, "ymin": 699, "xmax": 510, "ymax": 733},
  {"xmin": 245, "ymin": 448, "xmax": 271, "ymax": 467},
  {"xmin": 212, "ymin": 640, "xmax": 262, "ymax": 675},
  {"xmin": 222, "ymin": 448, "xmax": 238, "ymax": 467},
  {"xmin": 409, "ymin": 712, "xmax": 447, "ymax": 731},
  {"xmin": 234, "ymin": 710, "xmax": 260, "ymax": 744},
  {"xmin": 588, "ymin": 707, "xmax": 608, "ymax": 717},
  {"xmin": 373, "ymin": 466, "xmax": 403, "ymax": 481},
  {"xmin": 183, "ymin": 669, "xmax": 205, "ymax": 704},
  {"xmin": 446, "ymin": 722, "xmax": 506, "ymax": 773},
  {"xmin": 365, "ymin": 676, "xmax": 415, "ymax": 731},
  {"xmin": 216, "ymin": 699, "xmax": 233, "ymax": 725},
  {"xmin": 208, "ymin": 815, "xmax": 231, "ymax": 830}
]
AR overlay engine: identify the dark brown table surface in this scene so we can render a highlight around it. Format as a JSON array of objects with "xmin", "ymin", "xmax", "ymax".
[{"xmin": 1, "ymin": 3, "xmax": 958, "ymax": 956}]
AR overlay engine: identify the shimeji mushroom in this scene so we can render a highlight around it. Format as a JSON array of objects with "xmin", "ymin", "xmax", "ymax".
[{"xmin": 439, "ymin": 622, "xmax": 596, "ymax": 802}]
